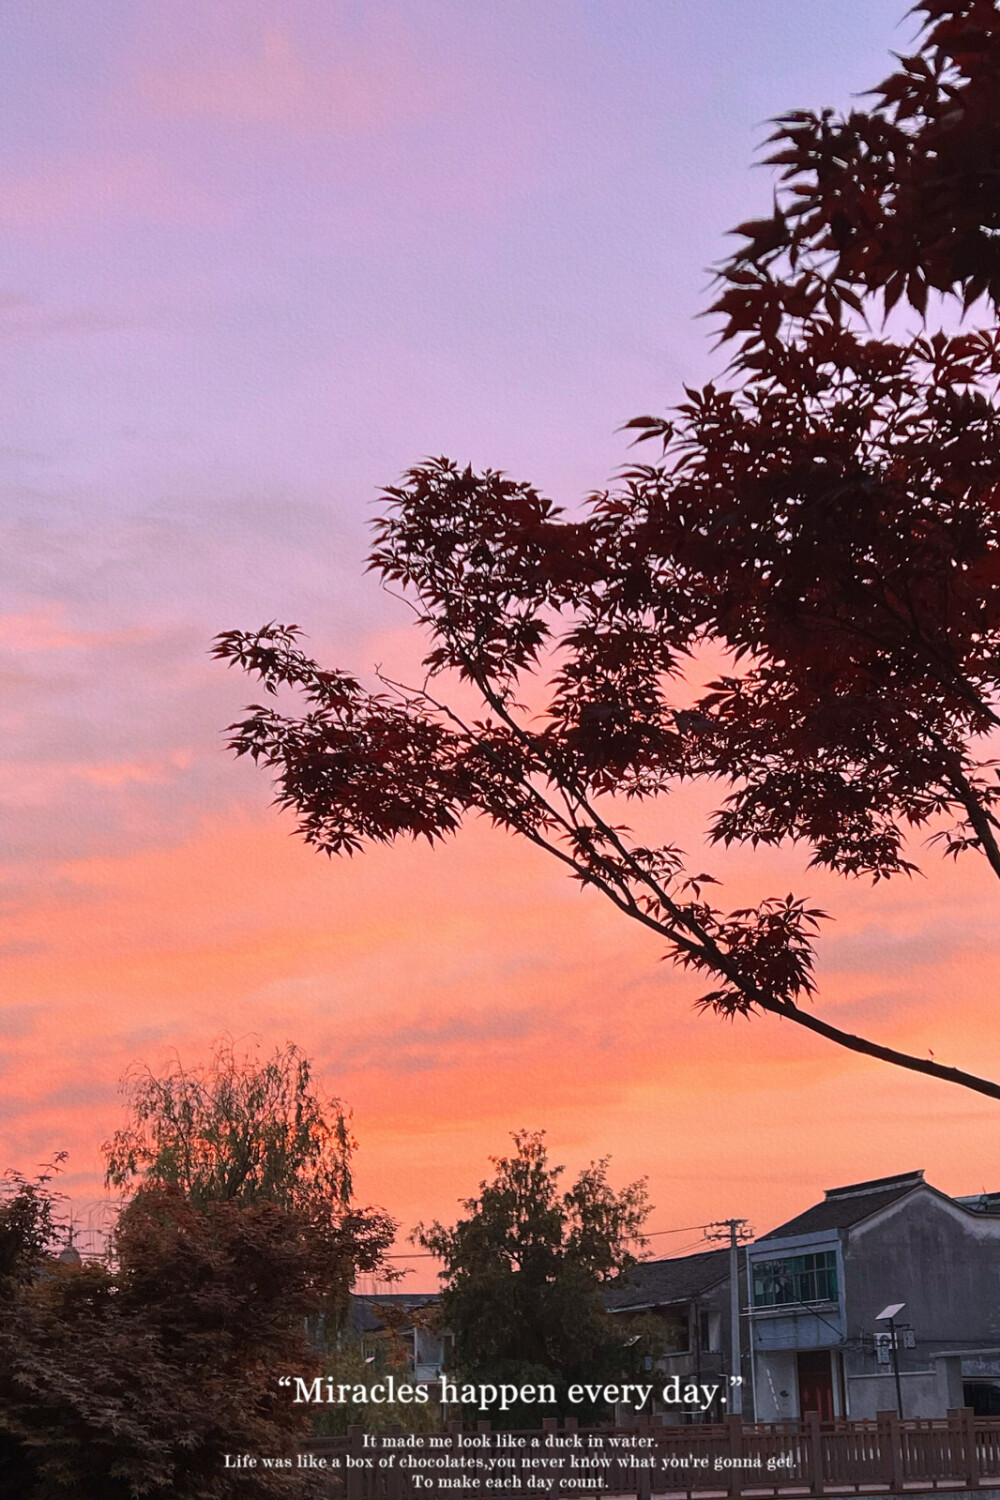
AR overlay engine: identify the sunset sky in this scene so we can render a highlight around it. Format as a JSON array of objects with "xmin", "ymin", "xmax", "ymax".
[{"xmin": 4, "ymin": 0, "xmax": 999, "ymax": 1288}]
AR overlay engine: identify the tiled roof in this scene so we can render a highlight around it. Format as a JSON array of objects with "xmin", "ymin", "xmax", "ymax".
[
  {"xmin": 606, "ymin": 1248, "xmax": 730, "ymax": 1311},
  {"xmin": 349, "ymin": 1293, "xmax": 438, "ymax": 1335},
  {"xmin": 760, "ymin": 1171, "xmax": 926, "ymax": 1241}
]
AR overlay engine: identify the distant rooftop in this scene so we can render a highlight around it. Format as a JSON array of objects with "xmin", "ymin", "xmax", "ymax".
[
  {"xmin": 349, "ymin": 1292, "xmax": 439, "ymax": 1336},
  {"xmin": 955, "ymin": 1191, "xmax": 1000, "ymax": 1214},
  {"xmin": 606, "ymin": 1247, "xmax": 730, "ymax": 1312},
  {"xmin": 605, "ymin": 1173, "xmax": 1000, "ymax": 1307}
]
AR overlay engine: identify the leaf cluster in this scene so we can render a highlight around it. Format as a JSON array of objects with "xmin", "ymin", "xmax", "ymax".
[
  {"xmin": 0, "ymin": 1159, "xmax": 67, "ymax": 1294},
  {"xmin": 713, "ymin": 0, "xmax": 1000, "ymax": 341}
]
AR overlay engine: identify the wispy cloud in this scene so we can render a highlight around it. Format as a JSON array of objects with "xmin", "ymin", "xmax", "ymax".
[
  {"xmin": 136, "ymin": 21, "xmax": 431, "ymax": 136},
  {"xmin": 0, "ymin": 157, "xmax": 225, "ymax": 231},
  {"xmin": 0, "ymin": 609, "xmax": 155, "ymax": 653}
]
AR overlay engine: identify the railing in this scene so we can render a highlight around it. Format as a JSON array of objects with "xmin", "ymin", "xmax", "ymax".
[{"xmin": 303, "ymin": 1411, "xmax": 1000, "ymax": 1499}]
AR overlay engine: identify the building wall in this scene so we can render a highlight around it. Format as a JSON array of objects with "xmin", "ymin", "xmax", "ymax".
[
  {"xmin": 748, "ymin": 1191, "xmax": 1000, "ymax": 1421},
  {"xmin": 655, "ymin": 1278, "xmax": 733, "ymax": 1424},
  {"xmin": 747, "ymin": 1228, "xmax": 846, "ymax": 1352},
  {"xmin": 629, "ymin": 1193, "xmax": 1000, "ymax": 1424},
  {"xmin": 842, "ymin": 1192, "xmax": 1000, "ymax": 1414},
  {"xmin": 747, "ymin": 1227, "xmax": 845, "ymax": 1421},
  {"xmin": 844, "ymin": 1192, "xmax": 1000, "ymax": 1354},
  {"xmin": 751, "ymin": 1348, "xmax": 799, "ymax": 1423},
  {"xmin": 846, "ymin": 1372, "xmax": 942, "ymax": 1419}
]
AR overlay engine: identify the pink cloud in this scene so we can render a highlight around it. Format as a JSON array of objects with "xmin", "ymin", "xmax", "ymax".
[
  {"xmin": 4, "ymin": 755, "xmax": 195, "ymax": 805},
  {"xmin": 0, "ymin": 157, "xmax": 225, "ymax": 231},
  {"xmin": 136, "ymin": 22, "xmax": 431, "ymax": 135},
  {"xmin": 0, "ymin": 610, "xmax": 154, "ymax": 653}
]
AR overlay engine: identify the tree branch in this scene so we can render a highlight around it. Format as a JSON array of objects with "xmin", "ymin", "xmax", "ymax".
[{"xmin": 766, "ymin": 998, "xmax": 1000, "ymax": 1101}]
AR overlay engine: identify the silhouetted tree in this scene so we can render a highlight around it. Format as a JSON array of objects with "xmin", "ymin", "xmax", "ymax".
[
  {"xmin": 0, "ymin": 1043, "xmax": 396, "ymax": 1498},
  {"xmin": 0, "ymin": 1183, "xmax": 362, "ymax": 1498},
  {"xmin": 216, "ymin": 1, "xmax": 1000, "ymax": 1102},
  {"xmin": 105, "ymin": 1038, "xmax": 355, "ymax": 1210},
  {"xmin": 416, "ymin": 1131, "xmax": 650, "ymax": 1425}
]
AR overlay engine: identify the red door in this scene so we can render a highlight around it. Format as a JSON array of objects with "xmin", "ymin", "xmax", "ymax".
[{"xmin": 797, "ymin": 1350, "xmax": 834, "ymax": 1419}]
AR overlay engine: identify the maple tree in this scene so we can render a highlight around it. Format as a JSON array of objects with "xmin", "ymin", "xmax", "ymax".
[
  {"xmin": 415, "ymin": 1131, "xmax": 651, "ymax": 1425},
  {"xmin": 1, "ymin": 1047, "xmax": 397, "ymax": 1497},
  {"xmin": 215, "ymin": 0, "xmax": 1000, "ymax": 1100},
  {"xmin": 0, "ymin": 1184, "xmax": 356, "ymax": 1499}
]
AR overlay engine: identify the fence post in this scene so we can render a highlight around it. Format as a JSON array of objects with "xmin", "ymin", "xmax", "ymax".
[
  {"xmin": 877, "ymin": 1411, "xmax": 903, "ymax": 1492},
  {"xmin": 541, "ymin": 1419, "xmax": 559, "ymax": 1496},
  {"xmin": 347, "ymin": 1426, "xmax": 364, "ymax": 1500},
  {"xmin": 805, "ymin": 1411, "xmax": 824, "ymax": 1494},
  {"xmin": 727, "ymin": 1414, "xmax": 744, "ymax": 1500},
  {"xmin": 636, "ymin": 1415, "xmax": 652, "ymax": 1500},
  {"xmin": 961, "ymin": 1407, "xmax": 981, "ymax": 1490}
]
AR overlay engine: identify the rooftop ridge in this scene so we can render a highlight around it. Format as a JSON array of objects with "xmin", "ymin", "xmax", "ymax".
[{"xmin": 824, "ymin": 1170, "xmax": 925, "ymax": 1201}]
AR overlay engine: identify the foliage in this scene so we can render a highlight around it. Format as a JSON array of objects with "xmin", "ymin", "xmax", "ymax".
[
  {"xmin": 415, "ymin": 1131, "xmax": 650, "ymax": 1425},
  {"xmin": 0, "ymin": 1183, "xmax": 353, "ymax": 1499},
  {"xmin": 713, "ymin": 0, "xmax": 1000, "ymax": 329},
  {"xmin": 0, "ymin": 1159, "xmax": 66, "ymax": 1292},
  {"xmin": 215, "ymin": 1, "xmax": 1000, "ymax": 1101},
  {"xmin": 1, "ymin": 1043, "xmax": 396, "ymax": 1497},
  {"xmin": 104, "ymin": 1038, "xmax": 356, "ymax": 1213},
  {"xmin": 103, "ymin": 1036, "xmax": 397, "ymax": 1354},
  {"xmin": 312, "ymin": 1314, "xmax": 446, "ymax": 1436}
]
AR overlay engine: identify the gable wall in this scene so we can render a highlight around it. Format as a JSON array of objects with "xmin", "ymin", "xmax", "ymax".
[{"xmin": 845, "ymin": 1190, "xmax": 1000, "ymax": 1347}]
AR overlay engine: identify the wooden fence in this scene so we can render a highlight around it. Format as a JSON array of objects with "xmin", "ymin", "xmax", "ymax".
[{"xmin": 302, "ymin": 1411, "xmax": 1000, "ymax": 1499}]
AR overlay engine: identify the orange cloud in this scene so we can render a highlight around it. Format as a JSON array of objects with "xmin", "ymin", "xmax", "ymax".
[{"xmin": 3, "ymin": 791, "xmax": 1000, "ymax": 1287}]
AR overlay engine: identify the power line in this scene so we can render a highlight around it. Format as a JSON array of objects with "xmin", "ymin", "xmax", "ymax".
[
  {"xmin": 662, "ymin": 1235, "xmax": 713, "ymax": 1257},
  {"xmin": 644, "ymin": 1223, "xmax": 713, "ymax": 1237},
  {"xmin": 382, "ymin": 1221, "xmax": 720, "ymax": 1260}
]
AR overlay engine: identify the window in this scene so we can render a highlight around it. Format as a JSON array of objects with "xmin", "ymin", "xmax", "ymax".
[
  {"xmin": 699, "ymin": 1310, "xmax": 721, "ymax": 1353},
  {"xmin": 751, "ymin": 1251, "xmax": 838, "ymax": 1308},
  {"xmin": 656, "ymin": 1306, "xmax": 690, "ymax": 1354}
]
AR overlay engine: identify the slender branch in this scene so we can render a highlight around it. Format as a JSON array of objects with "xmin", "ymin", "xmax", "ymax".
[
  {"xmin": 460, "ymin": 659, "xmax": 713, "ymax": 945},
  {"xmin": 375, "ymin": 667, "xmax": 683, "ymax": 931},
  {"xmin": 455, "ymin": 668, "xmax": 1000, "ymax": 1102},
  {"xmin": 260, "ymin": 641, "xmax": 1000, "ymax": 1104},
  {"xmin": 945, "ymin": 764, "xmax": 1000, "ymax": 883},
  {"xmin": 766, "ymin": 999, "xmax": 1000, "ymax": 1102}
]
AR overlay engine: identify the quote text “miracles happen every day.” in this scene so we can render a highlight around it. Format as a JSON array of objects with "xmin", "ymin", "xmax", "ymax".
[{"xmin": 278, "ymin": 1375, "xmax": 741, "ymax": 1415}]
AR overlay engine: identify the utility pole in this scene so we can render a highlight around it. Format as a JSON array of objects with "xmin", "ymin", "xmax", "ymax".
[{"xmin": 706, "ymin": 1218, "xmax": 752, "ymax": 1416}]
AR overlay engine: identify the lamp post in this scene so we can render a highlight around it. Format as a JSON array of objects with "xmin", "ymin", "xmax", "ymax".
[{"xmin": 875, "ymin": 1302, "xmax": 906, "ymax": 1418}]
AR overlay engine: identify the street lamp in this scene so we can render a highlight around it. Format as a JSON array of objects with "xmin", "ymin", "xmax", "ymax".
[{"xmin": 875, "ymin": 1303, "xmax": 906, "ymax": 1418}]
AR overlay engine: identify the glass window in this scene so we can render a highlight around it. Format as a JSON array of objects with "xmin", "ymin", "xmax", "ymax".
[
  {"xmin": 656, "ymin": 1305, "xmax": 690, "ymax": 1353},
  {"xmin": 699, "ymin": 1310, "xmax": 721, "ymax": 1352},
  {"xmin": 751, "ymin": 1251, "xmax": 838, "ymax": 1307}
]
